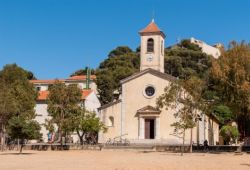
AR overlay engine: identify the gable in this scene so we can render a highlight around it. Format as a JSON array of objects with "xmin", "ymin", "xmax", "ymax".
[
  {"xmin": 137, "ymin": 105, "xmax": 161, "ymax": 114},
  {"xmin": 120, "ymin": 68, "xmax": 176, "ymax": 85}
]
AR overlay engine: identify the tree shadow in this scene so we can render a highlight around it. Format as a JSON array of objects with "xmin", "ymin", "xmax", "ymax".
[
  {"xmin": 137, "ymin": 151, "xmax": 155, "ymax": 154},
  {"xmin": 241, "ymin": 163, "xmax": 250, "ymax": 167},
  {"xmin": 0, "ymin": 152, "xmax": 35, "ymax": 156}
]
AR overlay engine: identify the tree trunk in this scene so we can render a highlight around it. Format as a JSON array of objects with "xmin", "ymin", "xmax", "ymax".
[
  {"xmin": 19, "ymin": 144, "xmax": 23, "ymax": 154},
  {"xmin": 76, "ymin": 130, "xmax": 84, "ymax": 145},
  {"xmin": 190, "ymin": 128, "xmax": 193, "ymax": 153},
  {"xmin": 181, "ymin": 130, "xmax": 186, "ymax": 156},
  {"xmin": 1, "ymin": 124, "xmax": 5, "ymax": 152}
]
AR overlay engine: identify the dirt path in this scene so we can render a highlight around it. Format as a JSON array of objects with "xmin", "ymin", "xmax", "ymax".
[{"xmin": 0, "ymin": 150, "xmax": 250, "ymax": 170}]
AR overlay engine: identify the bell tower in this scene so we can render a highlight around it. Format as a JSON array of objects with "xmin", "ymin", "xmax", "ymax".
[{"xmin": 139, "ymin": 20, "xmax": 165, "ymax": 73}]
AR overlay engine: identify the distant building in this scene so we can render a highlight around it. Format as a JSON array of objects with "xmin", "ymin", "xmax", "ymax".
[
  {"xmin": 190, "ymin": 37, "xmax": 222, "ymax": 59},
  {"xmin": 30, "ymin": 75, "xmax": 101, "ymax": 143}
]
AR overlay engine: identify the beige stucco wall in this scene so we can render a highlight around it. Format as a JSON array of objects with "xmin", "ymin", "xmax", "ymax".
[
  {"xmin": 100, "ymin": 72, "xmax": 220, "ymax": 145},
  {"xmin": 98, "ymin": 102, "xmax": 122, "ymax": 143},
  {"xmin": 140, "ymin": 35, "xmax": 165, "ymax": 73},
  {"xmin": 101, "ymin": 73, "xmax": 191, "ymax": 144}
]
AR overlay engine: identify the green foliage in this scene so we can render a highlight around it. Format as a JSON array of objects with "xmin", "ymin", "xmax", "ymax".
[
  {"xmin": 47, "ymin": 81, "xmax": 82, "ymax": 139},
  {"xmin": 70, "ymin": 67, "xmax": 95, "ymax": 77},
  {"xmin": 209, "ymin": 41, "xmax": 250, "ymax": 135},
  {"xmin": 157, "ymin": 76, "xmax": 206, "ymax": 154},
  {"xmin": 26, "ymin": 71, "xmax": 37, "ymax": 80},
  {"xmin": 210, "ymin": 42, "xmax": 250, "ymax": 114},
  {"xmin": 0, "ymin": 64, "xmax": 37, "ymax": 125},
  {"xmin": 7, "ymin": 116, "xmax": 41, "ymax": 152},
  {"xmin": 108, "ymin": 46, "xmax": 133, "ymax": 58},
  {"xmin": 67, "ymin": 107, "xmax": 106, "ymax": 145},
  {"xmin": 96, "ymin": 46, "xmax": 139, "ymax": 104},
  {"xmin": 0, "ymin": 81, "xmax": 17, "ymax": 125},
  {"xmin": 220, "ymin": 125, "xmax": 239, "ymax": 143},
  {"xmin": 7, "ymin": 116, "xmax": 41, "ymax": 141},
  {"xmin": 0, "ymin": 64, "xmax": 38, "ymax": 151},
  {"xmin": 179, "ymin": 39, "xmax": 202, "ymax": 51},
  {"xmin": 165, "ymin": 40, "xmax": 212, "ymax": 79},
  {"xmin": 43, "ymin": 119, "xmax": 55, "ymax": 133},
  {"xmin": 47, "ymin": 81, "xmax": 105, "ymax": 144},
  {"xmin": 213, "ymin": 105, "xmax": 234, "ymax": 124}
]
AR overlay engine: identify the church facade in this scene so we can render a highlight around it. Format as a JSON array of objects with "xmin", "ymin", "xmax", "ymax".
[{"xmin": 99, "ymin": 21, "xmax": 219, "ymax": 145}]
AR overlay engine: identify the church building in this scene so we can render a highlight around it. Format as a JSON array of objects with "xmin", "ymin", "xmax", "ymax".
[{"xmin": 98, "ymin": 20, "xmax": 219, "ymax": 145}]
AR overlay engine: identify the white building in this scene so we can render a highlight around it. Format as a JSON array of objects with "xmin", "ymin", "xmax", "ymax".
[
  {"xmin": 190, "ymin": 37, "xmax": 222, "ymax": 59},
  {"xmin": 30, "ymin": 75, "xmax": 101, "ymax": 143}
]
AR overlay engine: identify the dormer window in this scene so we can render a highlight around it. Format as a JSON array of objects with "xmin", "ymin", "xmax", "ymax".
[{"xmin": 147, "ymin": 38, "xmax": 154, "ymax": 52}]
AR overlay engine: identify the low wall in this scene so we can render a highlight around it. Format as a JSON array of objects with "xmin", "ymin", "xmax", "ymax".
[
  {"xmin": 155, "ymin": 145, "xmax": 190, "ymax": 152},
  {"xmin": 21, "ymin": 143, "xmax": 250, "ymax": 153},
  {"xmin": 193, "ymin": 145, "xmax": 250, "ymax": 152},
  {"xmin": 23, "ymin": 144, "xmax": 102, "ymax": 151}
]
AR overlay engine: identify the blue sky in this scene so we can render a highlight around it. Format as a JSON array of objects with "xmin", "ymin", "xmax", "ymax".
[{"xmin": 0, "ymin": 0, "xmax": 249, "ymax": 79}]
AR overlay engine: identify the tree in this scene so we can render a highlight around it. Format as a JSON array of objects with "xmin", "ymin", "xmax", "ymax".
[
  {"xmin": 157, "ymin": 76, "xmax": 206, "ymax": 155},
  {"xmin": 0, "ymin": 64, "xmax": 37, "ymax": 151},
  {"xmin": 70, "ymin": 67, "xmax": 95, "ymax": 77},
  {"xmin": 47, "ymin": 81, "xmax": 82, "ymax": 143},
  {"xmin": 165, "ymin": 39, "xmax": 212, "ymax": 80},
  {"xmin": 220, "ymin": 125, "xmax": 240, "ymax": 144},
  {"xmin": 67, "ymin": 107, "xmax": 106, "ymax": 145},
  {"xmin": 96, "ymin": 46, "xmax": 139, "ymax": 104},
  {"xmin": 213, "ymin": 105, "xmax": 234, "ymax": 124},
  {"xmin": 210, "ymin": 41, "xmax": 250, "ymax": 136},
  {"xmin": 7, "ymin": 116, "xmax": 41, "ymax": 153},
  {"xmin": 0, "ymin": 82, "xmax": 17, "ymax": 151}
]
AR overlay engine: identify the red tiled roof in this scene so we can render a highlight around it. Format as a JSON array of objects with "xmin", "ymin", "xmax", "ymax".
[
  {"xmin": 37, "ymin": 90, "xmax": 92, "ymax": 101},
  {"xmin": 81, "ymin": 90, "xmax": 93, "ymax": 100},
  {"xmin": 30, "ymin": 79, "xmax": 65, "ymax": 84},
  {"xmin": 66, "ymin": 75, "xmax": 96, "ymax": 81},
  {"xmin": 30, "ymin": 75, "xmax": 96, "ymax": 84},
  {"xmin": 37, "ymin": 91, "xmax": 49, "ymax": 100},
  {"xmin": 139, "ymin": 20, "xmax": 165, "ymax": 37}
]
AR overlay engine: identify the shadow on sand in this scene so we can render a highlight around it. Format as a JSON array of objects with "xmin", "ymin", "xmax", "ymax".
[
  {"xmin": 0, "ymin": 152, "xmax": 35, "ymax": 156},
  {"xmin": 241, "ymin": 164, "xmax": 250, "ymax": 167}
]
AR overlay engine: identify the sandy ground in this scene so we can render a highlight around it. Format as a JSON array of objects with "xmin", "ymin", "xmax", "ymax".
[{"xmin": 0, "ymin": 150, "xmax": 250, "ymax": 170}]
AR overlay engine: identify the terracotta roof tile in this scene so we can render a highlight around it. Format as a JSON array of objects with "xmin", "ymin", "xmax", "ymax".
[
  {"xmin": 139, "ymin": 20, "xmax": 165, "ymax": 37},
  {"xmin": 37, "ymin": 90, "xmax": 92, "ymax": 101},
  {"xmin": 66, "ymin": 75, "xmax": 96, "ymax": 81},
  {"xmin": 30, "ymin": 75, "xmax": 96, "ymax": 84},
  {"xmin": 30, "ymin": 79, "xmax": 65, "ymax": 84},
  {"xmin": 37, "ymin": 91, "xmax": 50, "ymax": 100},
  {"xmin": 81, "ymin": 90, "xmax": 93, "ymax": 100}
]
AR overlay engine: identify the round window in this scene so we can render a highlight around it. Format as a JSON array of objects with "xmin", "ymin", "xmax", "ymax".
[{"xmin": 145, "ymin": 86, "xmax": 155, "ymax": 97}]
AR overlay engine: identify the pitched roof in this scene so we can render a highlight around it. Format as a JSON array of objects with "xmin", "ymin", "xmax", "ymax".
[
  {"xmin": 66, "ymin": 75, "xmax": 96, "ymax": 81},
  {"xmin": 120, "ymin": 68, "xmax": 176, "ymax": 84},
  {"xmin": 37, "ymin": 91, "xmax": 49, "ymax": 100},
  {"xmin": 30, "ymin": 75, "xmax": 96, "ymax": 84},
  {"xmin": 30, "ymin": 79, "xmax": 65, "ymax": 84},
  {"xmin": 139, "ymin": 20, "xmax": 165, "ymax": 38},
  {"xmin": 98, "ymin": 99, "xmax": 122, "ymax": 110},
  {"xmin": 137, "ymin": 105, "xmax": 161, "ymax": 114},
  {"xmin": 37, "ymin": 89, "xmax": 92, "ymax": 101}
]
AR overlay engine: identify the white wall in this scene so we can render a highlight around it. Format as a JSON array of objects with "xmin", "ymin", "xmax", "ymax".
[
  {"xmin": 34, "ymin": 92, "xmax": 101, "ymax": 143},
  {"xmin": 34, "ymin": 85, "xmax": 49, "ymax": 91},
  {"xmin": 85, "ymin": 92, "xmax": 101, "ymax": 116},
  {"xmin": 34, "ymin": 101, "xmax": 50, "ymax": 142},
  {"xmin": 190, "ymin": 37, "xmax": 221, "ymax": 59}
]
